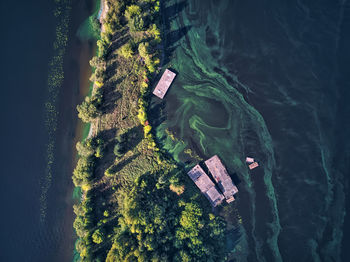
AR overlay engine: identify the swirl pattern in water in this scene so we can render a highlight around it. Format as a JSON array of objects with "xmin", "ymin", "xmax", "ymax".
[{"xmin": 151, "ymin": 0, "xmax": 350, "ymax": 261}]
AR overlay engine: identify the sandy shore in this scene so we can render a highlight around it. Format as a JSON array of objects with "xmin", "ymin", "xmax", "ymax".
[{"xmin": 99, "ymin": 0, "xmax": 109, "ymax": 33}]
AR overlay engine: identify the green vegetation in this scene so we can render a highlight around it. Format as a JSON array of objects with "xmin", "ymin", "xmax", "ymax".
[
  {"xmin": 73, "ymin": 0, "xmax": 231, "ymax": 261},
  {"xmin": 77, "ymin": 94, "xmax": 102, "ymax": 123},
  {"xmin": 106, "ymin": 173, "xmax": 225, "ymax": 261},
  {"xmin": 118, "ymin": 42, "xmax": 134, "ymax": 58}
]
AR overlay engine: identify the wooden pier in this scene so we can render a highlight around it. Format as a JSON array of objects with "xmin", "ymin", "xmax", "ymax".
[
  {"xmin": 205, "ymin": 155, "xmax": 238, "ymax": 203},
  {"xmin": 153, "ymin": 69, "xmax": 176, "ymax": 99},
  {"xmin": 187, "ymin": 165, "xmax": 224, "ymax": 207}
]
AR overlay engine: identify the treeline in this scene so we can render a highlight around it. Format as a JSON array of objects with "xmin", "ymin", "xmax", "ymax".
[
  {"xmin": 73, "ymin": 0, "xmax": 229, "ymax": 261},
  {"xmin": 106, "ymin": 173, "xmax": 226, "ymax": 261}
]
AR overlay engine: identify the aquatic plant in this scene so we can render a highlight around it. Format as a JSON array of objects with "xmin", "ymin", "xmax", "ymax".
[{"xmin": 40, "ymin": 0, "xmax": 71, "ymax": 223}]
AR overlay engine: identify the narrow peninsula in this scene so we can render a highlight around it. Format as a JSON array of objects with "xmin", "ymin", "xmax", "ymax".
[{"xmin": 73, "ymin": 1, "xmax": 236, "ymax": 261}]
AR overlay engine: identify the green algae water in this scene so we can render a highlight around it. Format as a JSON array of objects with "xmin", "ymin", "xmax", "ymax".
[
  {"xmin": 152, "ymin": 0, "xmax": 350, "ymax": 261},
  {"xmin": 0, "ymin": 0, "xmax": 96, "ymax": 261}
]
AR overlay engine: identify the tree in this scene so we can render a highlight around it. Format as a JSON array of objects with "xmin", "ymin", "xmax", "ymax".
[
  {"xmin": 138, "ymin": 42, "xmax": 149, "ymax": 58},
  {"xmin": 125, "ymin": 5, "xmax": 144, "ymax": 31},
  {"xmin": 95, "ymin": 145, "xmax": 104, "ymax": 158},
  {"xmin": 97, "ymin": 38, "xmax": 108, "ymax": 57},
  {"xmin": 129, "ymin": 16, "xmax": 145, "ymax": 31},
  {"xmin": 76, "ymin": 141, "xmax": 94, "ymax": 158},
  {"xmin": 89, "ymin": 16, "xmax": 101, "ymax": 39},
  {"xmin": 149, "ymin": 24, "xmax": 161, "ymax": 42},
  {"xmin": 143, "ymin": 125, "xmax": 152, "ymax": 136},
  {"xmin": 125, "ymin": 5, "xmax": 141, "ymax": 21},
  {"xmin": 77, "ymin": 96, "xmax": 101, "ymax": 123},
  {"xmin": 92, "ymin": 228, "xmax": 105, "ymax": 244},
  {"xmin": 118, "ymin": 42, "xmax": 134, "ymax": 58},
  {"xmin": 72, "ymin": 157, "xmax": 94, "ymax": 186}
]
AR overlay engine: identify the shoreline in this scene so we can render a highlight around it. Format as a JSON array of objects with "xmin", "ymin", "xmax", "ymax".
[{"xmin": 85, "ymin": 0, "xmax": 107, "ymax": 141}]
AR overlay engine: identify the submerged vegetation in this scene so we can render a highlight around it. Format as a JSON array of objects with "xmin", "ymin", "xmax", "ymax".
[
  {"xmin": 73, "ymin": 0, "xmax": 230, "ymax": 260},
  {"xmin": 41, "ymin": 0, "xmax": 71, "ymax": 223}
]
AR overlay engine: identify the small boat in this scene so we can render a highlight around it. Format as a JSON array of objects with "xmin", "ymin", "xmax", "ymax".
[
  {"xmin": 246, "ymin": 157, "xmax": 254, "ymax": 163},
  {"xmin": 249, "ymin": 162, "xmax": 259, "ymax": 170}
]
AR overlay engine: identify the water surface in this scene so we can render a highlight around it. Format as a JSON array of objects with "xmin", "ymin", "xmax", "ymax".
[
  {"xmin": 154, "ymin": 1, "xmax": 350, "ymax": 261},
  {"xmin": 0, "ymin": 0, "xmax": 95, "ymax": 260}
]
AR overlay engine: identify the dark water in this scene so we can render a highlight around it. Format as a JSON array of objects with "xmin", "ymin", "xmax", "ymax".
[
  {"xmin": 155, "ymin": 0, "xmax": 350, "ymax": 261},
  {"xmin": 0, "ymin": 0, "xmax": 95, "ymax": 261}
]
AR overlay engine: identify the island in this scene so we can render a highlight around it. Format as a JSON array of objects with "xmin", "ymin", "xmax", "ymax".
[{"xmin": 72, "ymin": 0, "xmax": 234, "ymax": 261}]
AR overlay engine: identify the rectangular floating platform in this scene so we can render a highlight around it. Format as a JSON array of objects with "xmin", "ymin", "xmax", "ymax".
[
  {"xmin": 153, "ymin": 69, "xmax": 176, "ymax": 99},
  {"xmin": 187, "ymin": 164, "xmax": 224, "ymax": 207},
  {"xmin": 249, "ymin": 162, "xmax": 259, "ymax": 170},
  {"xmin": 205, "ymin": 155, "xmax": 238, "ymax": 203}
]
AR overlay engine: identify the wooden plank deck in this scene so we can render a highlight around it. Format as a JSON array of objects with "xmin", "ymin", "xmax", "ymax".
[
  {"xmin": 187, "ymin": 165, "xmax": 224, "ymax": 207},
  {"xmin": 152, "ymin": 69, "xmax": 176, "ymax": 99},
  {"xmin": 205, "ymin": 155, "xmax": 238, "ymax": 203}
]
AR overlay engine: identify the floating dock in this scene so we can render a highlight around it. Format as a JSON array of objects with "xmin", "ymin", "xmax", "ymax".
[
  {"xmin": 187, "ymin": 165, "xmax": 224, "ymax": 207},
  {"xmin": 205, "ymin": 155, "xmax": 238, "ymax": 203},
  {"xmin": 153, "ymin": 69, "xmax": 176, "ymax": 99}
]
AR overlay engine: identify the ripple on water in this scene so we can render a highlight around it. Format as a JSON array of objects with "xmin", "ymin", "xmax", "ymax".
[{"xmin": 156, "ymin": 0, "xmax": 349, "ymax": 261}]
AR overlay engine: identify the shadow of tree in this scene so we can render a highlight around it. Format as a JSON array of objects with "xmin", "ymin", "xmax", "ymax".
[
  {"xmin": 161, "ymin": 1, "xmax": 192, "ymax": 65},
  {"xmin": 163, "ymin": 26, "xmax": 192, "ymax": 65},
  {"xmin": 100, "ymin": 90, "xmax": 122, "ymax": 114},
  {"xmin": 124, "ymin": 125, "xmax": 143, "ymax": 151},
  {"xmin": 119, "ymin": 125, "xmax": 144, "ymax": 153},
  {"xmin": 162, "ymin": 1, "xmax": 188, "ymax": 21},
  {"xmin": 97, "ymin": 128, "xmax": 118, "ymax": 142},
  {"xmin": 93, "ymin": 128, "xmax": 118, "ymax": 181},
  {"xmin": 106, "ymin": 35, "xmax": 130, "ymax": 60},
  {"xmin": 113, "ymin": 153, "xmax": 141, "ymax": 174},
  {"xmin": 149, "ymin": 99, "xmax": 167, "ymax": 127}
]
